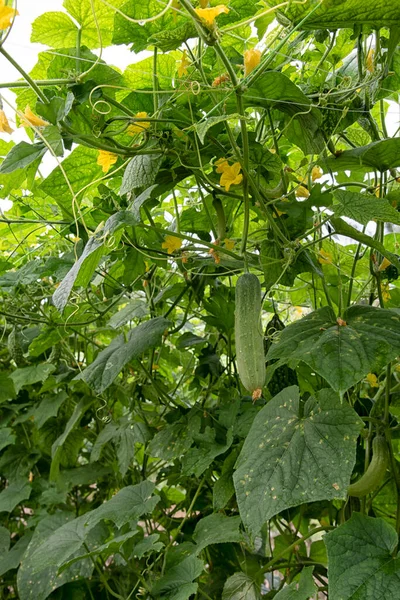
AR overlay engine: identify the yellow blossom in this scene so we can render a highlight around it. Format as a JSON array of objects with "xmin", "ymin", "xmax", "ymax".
[
  {"xmin": 318, "ymin": 248, "xmax": 333, "ymax": 265},
  {"xmin": 366, "ymin": 48, "xmax": 375, "ymax": 73},
  {"xmin": 0, "ymin": 0, "xmax": 18, "ymax": 30},
  {"xmin": 162, "ymin": 235, "xmax": 182, "ymax": 254},
  {"xmin": 220, "ymin": 162, "xmax": 243, "ymax": 192},
  {"xmin": 296, "ymin": 185, "xmax": 310, "ymax": 198},
  {"xmin": 215, "ymin": 157, "xmax": 229, "ymax": 173},
  {"xmin": 195, "ymin": 5, "xmax": 229, "ymax": 25},
  {"xmin": 97, "ymin": 150, "xmax": 118, "ymax": 173},
  {"xmin": 20, "ymin": 105, "xmax": 49, "ymax": 128},
  {"xmin": 224, "ymin": 238, "xmax": 235, "ymax": 251},
  {"xmin": 178, "ymin": 50, "xmax": 190, "ymax": 78},
  {"xmin": 244, "ymin": 48, "xmax": 261, "ymax": 77},
  {"xmin": 366, "ymin": 373, "xmax": 379, "ymax": 388},
  {"xmin": 381, "ymin": 281, "xmax": 391, "ymax": 302},
  {"xmin": 312, "ymin": 166, "xmax": 323, "ymax": 181},
  {"xmin": 378, "ymin": 257, "xmax": 392, "ymax": 271},
  {"xmin": 0, "ymin": 109, "xmax": 13, "ymax": 134},
  {"xmin": 127, "ymin": 112, "xmax": 150, "ymax": 135}
]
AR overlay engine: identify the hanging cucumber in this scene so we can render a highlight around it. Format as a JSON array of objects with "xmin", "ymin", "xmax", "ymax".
[
  {"xmin": 235, "ymin": 273, "xmax": 266, "ymax": 400},
  {"xmin": 348, "ymin": 436, "xmax": 389, "ymax": 498}
]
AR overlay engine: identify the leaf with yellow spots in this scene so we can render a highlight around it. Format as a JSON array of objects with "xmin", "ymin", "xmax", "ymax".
[
  {"xmin": 0, "ymin": 0, "xmax": 18, "ymax": 30},
  {"xmin": 162, "ymin": 235, "xmax": 182, "ymax": 254},
  {"xmin": 195, "ymin": 5, "xmax": 229, "ymax": 25},
  {"xmin": 234, "ymin": 387, "xmax": 363, "ymax": 535},
  {"xmin": 97, "ymin": 150, "xmax": 118, "ymax": 174},
  {"xmin": 220, "ymin": 162, "xmax": 243, "ymax": 192}
]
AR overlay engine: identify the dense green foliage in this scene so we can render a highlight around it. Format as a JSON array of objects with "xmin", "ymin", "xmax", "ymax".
[{"xmin": 1, "ymin": 0, "xmax": 400, "ymax": 598}]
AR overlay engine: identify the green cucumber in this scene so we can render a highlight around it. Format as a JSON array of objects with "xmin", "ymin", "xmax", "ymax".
[
  {"xmin": 235, "ymin": 273, "xmax": 266, "ymax": 400},
  {"xmin": 348, "ymin": 436, "xmax": 389, "ymax": 498}
]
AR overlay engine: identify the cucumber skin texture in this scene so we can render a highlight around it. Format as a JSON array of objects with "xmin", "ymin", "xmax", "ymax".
[
  {"xmin": 348, "ymin": 436, "xmax": 389, "ymax": 498},
  {"xmin": 235, "ymin": 273, "xmax": 266, "ymax": 395}
]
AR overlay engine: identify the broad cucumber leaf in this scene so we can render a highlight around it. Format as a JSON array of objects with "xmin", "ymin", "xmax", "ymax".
[
  {"xmin": 324, "ymin": 513, "xmax": 400, "ymax": 600},
  {"xmin": 333, "ymin": 189, "xmax": 400, "ymax": 226},
  {"xmin": 195, "ymin": 114, "xmax": 241, "ymax": 145},
  {"xmin": 63, "ymin": 0, "xmax": 126, "ymax": 48},
  {"xmin": 274, "ymin": 566, "xmax": 317, "ymax": 599},
  {"xmin": 31, "ymin": 12, "xmax": 78, "ymax": 48},
  {"xmin": 0, "ymin": 479, "xmax": 31, "ymax": 514},
  {"xmin": 108, "ymin": 298, "xmax": 148, "ymax": 328},
  {"xmin": 192, "ymin": 514, "xmax": 242, "ymax": 552},
  {"xmin": 0, "ymin": 533, "xmax": 32, "ymax": 577},
  {"xmin": 10, "ymin": 364, "xmax": 56, "ymax": 394},
  {"xmin": 40, "ymin": 145, "xmax": 103, "ymax": 215},
  {"xmin": 59, "ymin": 531, "xmax": 139, "ymax": 571},
  {"xmin": 234, "ymin": 387, "xmax": 362, "ymax": 536},
  {"xmin": 120, "ymin": 153, "xmax": 164, "ymax": 195},
  {"xmin": 27, "ymin": 481, "xmax": 159, "ymax": 574},
  {"xmin": 0, "ymin": 142, "xmax": 46, "ymax": 174},
  {"xmin": 41, "ymin": 125, "xmax": 64, "ymax": 157},
  {"xmin": 325, "ymin": 138, "xmax": 400, "ymax": 172},
  {"xmin": 122, "ymin": 54, "xmax": 177, "ymax": 90},
  {"xmin": 268, "ymin": 0, "xmax": 400, "ymax": 29},
  {"xmin": 151, "ymin": 555, "xmax": 204, "ymax": 600},
  {"xmin": 0, "ymin": 428, "xmax": 15, "ymax": 452},
  {"xmin": 266, "ymin": 305, "xmax": 400, "ymax": 394},
  {"xmin": 222, "ymin": 572, "xmax": 261, "ymax": 600},
  {"xmin": 181, "ymin": 426, "xmax": 233, "ymax": 477},
  {"xmin": 245, "ymin": 72, "xmax": 324, "ymax": 154},
  {"xmin": 76, "ymin": 317, "xmax": 170, "ymax": 393},
  {"xmin": 17, "ymin": 513, "xmax": 94, "ymax": 600}
]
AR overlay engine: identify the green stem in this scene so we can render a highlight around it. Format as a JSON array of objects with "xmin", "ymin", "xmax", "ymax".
[
  {"xmin": 76, "ymin": 28, "xmax": 82, "ymax": 75},
  {"xmin": 0, "ymin": 46, "xmax": 48, "ymax": 103},
  {"xmin": 0, "ymin": 78, "xmax": 76, "ymax": 89}
]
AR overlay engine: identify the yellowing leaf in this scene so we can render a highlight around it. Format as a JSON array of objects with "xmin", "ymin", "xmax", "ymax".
[
  {"xmin": 97, "ymin": 150, "xmax": 118, "ymax": 173},
  {"xmin": 195, "ymin": 5, "xmax": 229, "ymax": 25},
  {"xmin": 127, "ymin": 112, "xmax": 150, "ymax": 135},
  {"xmin": 220, "ymin": 162, "xmax": 243, "ymax": 192},
  {"xmin": 244, "ymin": 49, "xmax": 261, "ymax": 77},
  {"xmin": 0, "ymin": 0, "xmax": 18, "ymax": 30},
  {"xmin": 312, "ymin": 166, "xmax": 323, "ymax": 181},
  {"xmin": 20, "ymin": 105, "xmax": 49, "ymax": 128},
  {"xmin": 0, "ymin": 109, "xmax": 13, "ymax": 134},
  {"xmin": 162, "ymin": 235, "xmax": 182, "ymax": 254},
  {"xmin": 318, "ymin": 249, "xmax": 333, "ymax": 265},
  {"xmin": 177, "ymin": 50, "xmax": 190, "ymax": 78},
  {"xmin": 296, "ymin": 185, "xmax": 310, "ymax": 198},
  {"xmin": 366, "ymin": 373, "xmax": 379, "ymax": 388}
]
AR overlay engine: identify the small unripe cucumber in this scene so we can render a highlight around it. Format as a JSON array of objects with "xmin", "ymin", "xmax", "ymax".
[
  {"xmin": 235, "ymin": 273, "xmax": 265, "ymax": 400},
  {"xmin": 348, "ymin": 436, "xmax": 389, "ymax": 498}
]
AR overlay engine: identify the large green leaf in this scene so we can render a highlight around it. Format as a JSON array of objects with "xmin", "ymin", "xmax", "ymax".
[
  {"xmin": 266, "ymin": 305, "xmax": 400, "ymax": 394},
  {"xmin": 234, "ymin": 387, "xmax": 362, "ymax": 536},
  {"xmin": 245, "ymin": 72, "xmax": 324, "ymax": 154},
  {"xmin": 192, "ymin": 514, "xmax": 242, "ymax": 552},
  {"xmin": 120, "ymin": 154, "xmax": 164, "ymax": 195},
  {"xmin": 326, "ymin": 138, "xmax": 400, "ymax": 172},
  {"xmin": 222, "ymin": 573, "xmax": 261, "ymax": 600},
  {"xmin": 31, "ymin": 12, "xmax": 78, "ymax": 47},
  {"xmin": 122, "ymin": 54, "xmax": 177, "ymax": 90},
  {"xmin": 0, "ymin": 142, "xmax": 46, "ymax": 174},
  {"xmin": 269, "ymin": 0, "xmax": 400, "ymax": 29},
  {"xmin": 333, "ymin": 189, "xmax": 400, "ymax": 226},
  {"xmin": 63, "ymin": 0, "xmax": 126, "ymax": 48},
  {"xmin": 0, "ymin": 533, "xmax": 32, "ymax": 578},
  {"xmin": 152, "ymin": 555, "xmax": 204, "ymax": 600},
  {"xmin": 274, "ymin": 567, "xmax": 317, "ymax": 599},
  {"xmin": 76, "ymin": 317, "xmax": 170, "ymax": 393},
  {"xmin": 41, "ymin": 146, "xmax": 103, "ymax": 215},
  {"xmin": 324, "ymin": 513, "xmax": 400, "ymax": 600},
  {"xmin": 10, "ymin": 364, "xmax": 56, "ymax": 394},
  {"xmin": 0, "ymin": 479, "xmax": 31, "ymax": 514}
]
